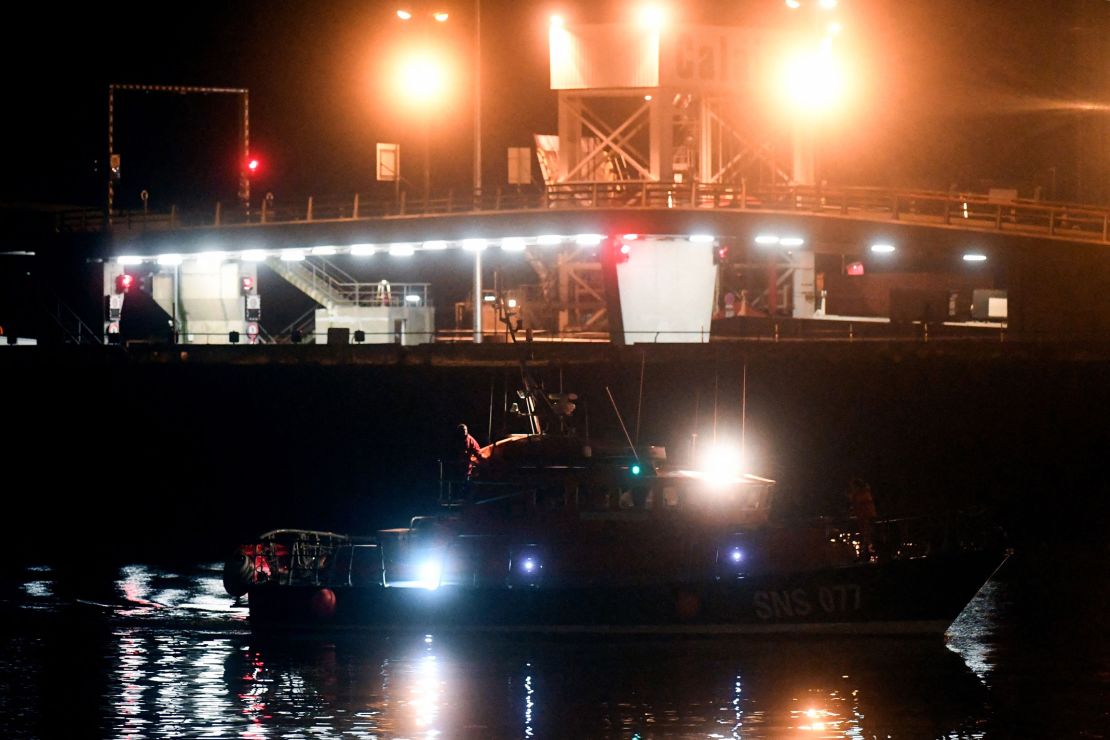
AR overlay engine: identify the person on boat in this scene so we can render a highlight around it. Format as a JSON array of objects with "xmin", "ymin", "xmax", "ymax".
[
  {"xmin": 457, "ymin": 423, "xmax": 483, "ymax": 480},
  {"xmin": 847, "ymin": 477, "xmax": 877, "ymax": 561}
]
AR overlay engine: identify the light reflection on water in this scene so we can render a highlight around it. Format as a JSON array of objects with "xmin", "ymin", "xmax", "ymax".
[{"xmin": 0, "ymin": 559, "xmax": 1105, "ymax": 738}]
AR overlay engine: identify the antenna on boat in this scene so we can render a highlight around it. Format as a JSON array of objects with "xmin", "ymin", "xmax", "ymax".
[
  {"xmin": 713, "ymin": 369, "xmax": 719, "ymax": 444},
  {"xmin": 605, "ymin": 385, "xmax": 640, "ymax": 461},
  {"xmin": 741, "ymin": 363, "xmax": 747, "ymax": 457},
  {"xmin": 634, "ymin": 351, "xmax": 645, "ymax": 445}
]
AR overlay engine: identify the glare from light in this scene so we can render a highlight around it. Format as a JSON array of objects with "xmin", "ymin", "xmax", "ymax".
[
  {"xmin": 785, "ymin": 0, "xmax": 801, "ymax": 8},
  {"xmin": 311, "ymin": 245, "xmax": 337, "ymax": 256},
  {"xmin": 196, "ymin": 251, "xmax": 225, "ymax": 265},
  {"xmin": 117, "ymin": 255, "xmax": 143, "ymax": 265},
  {"xmin": 828, "ymin": 21, "xmax": 842, "ymax": 34},
  {"xmin": 619, "ymin": 243, "xmax": 632, "ymax": 256},
  {"xmin": 462, "ymin": 239, "xmax": 487, "ymax": 251},
  {"xmin": 576, "ymin": 234, "xmax": 603, "ymax": 246},
  {"xmin": 623, "ymin": 233, "xmax": 639, "ymax": 240},
  {"xmin": 730, "ymin": 547, "xmax": 744, "ymax": 563},
  {"xmin": 280, "ymin": 249, "xmax": 305, "ymax": 262},
  {"xmin": 243, "ymin": 250, "xmax": 268, "ymax": 262},
  {"xmin": 422, "ymin": 240, "xmax": 448, "ymax": 250},
  {"xmin": 700, "ymin": 443, "xmax": 745, "ymax": 486},
  {"xmin": 522, "ymin": 558, "xmax": 536, "ymax": 573},
  {"xmin": 819, "ymin": 0, "xmax": 837, "ymax": 8},
  {"xmin": 755, "ymin": 234, "xmax": 780, "ymax": 245},
  {"xmin": 631, "ymin": 463, "xmax": 642, "ymax": 475},
  {"xmin": 644, "ymin": 94, "xmax": 653, "ymax": 101},
  {"xmin": 389, "ymin": 243, "xmax": 416, "ymax": 257},
  {"xmin": 537, "ymin": 234, "xmax": 562, "ymax": 246},
  {"xmin": 405, "ymin": 294, "xmax": 422, "ymax": 304},
  {"xmin": 780, "ymin": 237, "xmax": 805, "ymax": 247},
  {"xmin": 638, "ymin": 5, "xmax": 665, "ymax": 29},
  {"xmin": 398, "ymin": 53, "xmax": 447, "ymax": 104},
  {"xmin": 963, "ymin": 253, "xmax": 987, "ymax": 262},
  {"xmin": 550, "ymin": 14, "xmax": 564, "ymax": 28},
  {"xmin": 351, "ymin": 244, "xmax": 377, "ymax": 256},
  {"xmin": 501, "ymin": 237, "xmax": 527, "ymax": 251},
  {"xmin": 870, "ymin": 243, "xmax": 895, "ymax": 254},
  {"xmin": 781, "ymin": 45, "xmax": 845, "ymax": 112},
  {"xmin": 433, "ymin": 11, "xmax": 448, "ymax": 22},
  {"xmin": 507, "ymin": 298, "xmax": 518, "ymax": 309},
  {"xmin": 690, "ymin": 234, "xmax": 715, "ymax": 243},
  {"xmin": 483, "ymin": 294, "xmax": 497, "ymax": 302},
  {"xmin": 417, "ymin": 558, "xmax": 442, "ymax": 590},
  {"xmin": 156, "ymin": 254, "xmax": 183, "ymax": 266},
  {"xmin": 397, "ymin": 9, "xmax": 412, "ymax": 20}
]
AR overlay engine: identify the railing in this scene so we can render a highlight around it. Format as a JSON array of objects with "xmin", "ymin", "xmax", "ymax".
[{"xmin": 55, "ymin": 183, "xmax": 1110, "ymax": 247}]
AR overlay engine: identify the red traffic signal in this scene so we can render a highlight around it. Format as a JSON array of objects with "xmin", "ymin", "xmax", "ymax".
[
  {"xmin": 713, "ymin": 245, "xmax": 730, "ymax": 265},
  {"xmin": 115, "ymin": 273, "xmax": 134, "ymax": 293},
  {"xmin": 241, "ymin": 276, "xmax": 255, "ymax": 295},
  {"xmin": 247, "ymin": 158, "xmax": 260, "ymax": 173},
  {"xmin": 616, "ymin": 242, "xmax": 632, "ymax": 263}
]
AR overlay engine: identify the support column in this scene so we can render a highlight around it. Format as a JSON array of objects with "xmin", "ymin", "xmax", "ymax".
[{"xmin": 474, "ymin": 248, "xmax": 483, "ymax": 343}]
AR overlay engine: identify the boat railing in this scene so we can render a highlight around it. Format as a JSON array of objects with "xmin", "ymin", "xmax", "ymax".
[{"xmin": 867, "ymin": 508, "xmax": 1005, "ymax": 560}]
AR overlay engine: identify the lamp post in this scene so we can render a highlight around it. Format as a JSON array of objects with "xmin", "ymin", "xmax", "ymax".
[{"xmin": 396, "ymin": 9, "xmax": 449, "ymax": 203}]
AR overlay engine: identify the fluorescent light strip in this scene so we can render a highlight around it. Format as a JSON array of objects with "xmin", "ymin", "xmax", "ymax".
[
  {"xmin": 350, "ymin": 244, "xmax": 376, "ymax": 256},
  {"xmin": 501, "ymin": 237, "xmax": 526, "ymax": 251},
  {"xmin": 389, "ymin": 243, "xmax": 416, "ymax": 257}
]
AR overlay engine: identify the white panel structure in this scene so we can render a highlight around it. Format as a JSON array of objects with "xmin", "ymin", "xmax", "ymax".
[
  {"xmin": 314, "ymin": 306, "xmax": 435, "ymax": 346},
  {"xmin": 550, "ymin": 23, "xmax": 660, "ymax": 90},
  {"xmin": 616, "ymin": 239, "xmax": 717, "ymax": 344}
]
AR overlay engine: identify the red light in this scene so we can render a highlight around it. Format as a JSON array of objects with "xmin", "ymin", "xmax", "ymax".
[
  {"xmin": 247, "ymin": 159, "xmax": 259, "ymax": 172},
  {"xmin": 241, "ymin": 276, "xmax": 255, "ymax": 294},
  {"xmin": 846, "ymin": 261, "xmax": 865, "ymax": 276},
  {"xmin": 619, "ymin": 244, "xmax": 632, "ymax": 256},
  {"xmin": 115, "ymin": 273, "xmax": 134, "ymax": 293}
]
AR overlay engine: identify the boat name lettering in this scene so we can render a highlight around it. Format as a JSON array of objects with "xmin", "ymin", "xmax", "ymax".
[{"xmin": 754, "ymin": 584, "xmax": 861, "ymax": 620}]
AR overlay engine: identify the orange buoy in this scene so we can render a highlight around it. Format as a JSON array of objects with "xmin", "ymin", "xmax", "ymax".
[{"xmin": 310, "ymin": 588, "xmax": 338, "ymax": 619}]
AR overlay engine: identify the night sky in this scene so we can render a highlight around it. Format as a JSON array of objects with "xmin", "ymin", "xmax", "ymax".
[{"xmin": 4, "ymin": 0, "xmax": 1109, "ymax": 210}]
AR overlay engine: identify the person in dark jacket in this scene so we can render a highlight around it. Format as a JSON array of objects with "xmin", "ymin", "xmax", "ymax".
[{"xmin": 457, "ymin": 423, "xmax": 482, "ymax": 479}]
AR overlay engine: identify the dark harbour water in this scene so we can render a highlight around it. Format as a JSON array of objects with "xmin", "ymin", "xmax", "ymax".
[{"xmin": 2, "ymin": 549, "xmax": 1108, "ymax": 739}]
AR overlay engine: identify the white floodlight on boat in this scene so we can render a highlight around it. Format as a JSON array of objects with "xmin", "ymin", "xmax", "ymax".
[
  {"xmin": 389, "ymin": 243, "xmax": 416, "ymax": 257},
  {"xmin": 501, "ymin": 237, "xmax": 527, "ymax": 251},
  {"xmin": 311, "ymin": 245, "xmax": 337, "ymax": 256},
  {"xmin": 156, "ymin": 254, "xmax": 183, "ymax": 266},
  {"xmin": 242, "ymin": 249, "xmax": 268, "ymax": 262},
  {"xmin": 963, "ymin": 252, "xmax": 987, "ymax": 262},
  {"xmin": 699, "ymin": 442, "xmax": 746, "ymax": 488},
  {"xmin": 416, "ymin": 558, "xmax": 443, "ymax": 590},
  {"xmin": 116, "ymin": 255, "xmax": 143, "ymax": 265},
  {"xmin": 350, "ymin": 244, "xmax": 376, "ymax": 256}
]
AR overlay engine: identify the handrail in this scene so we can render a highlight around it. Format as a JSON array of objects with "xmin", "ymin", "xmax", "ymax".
[{"xmin": 53, "ymin": 182, "xmax": 1110, "ymax": 248}]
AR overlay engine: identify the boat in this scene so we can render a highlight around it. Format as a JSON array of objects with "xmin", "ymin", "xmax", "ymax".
[{"xmin": 224, "ymin": 352, "xmax": 1009, "ymax": 635}]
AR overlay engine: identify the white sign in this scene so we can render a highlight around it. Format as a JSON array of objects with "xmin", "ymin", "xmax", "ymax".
[{"xmin": 376, "ymin": 143, "xmax": 400, "ymax": 182}]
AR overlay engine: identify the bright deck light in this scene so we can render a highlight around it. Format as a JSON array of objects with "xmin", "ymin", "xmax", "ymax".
[
  {"xmin": 433, "ymin": 11, "xmax": 448, "ymax": 22},
  {"xmin": 422, "ymin": 240, "xmax": 448, "ymax": 250},
  {"xmin": 755, "ymin": 235, "xmax": 780, "ymax": 245},
  {"xmin": 280, "ymin": 249, "xmax": 305, "ymax": 262},
  {"xmin": 462, "ymin": 239, "xmax": 487, "ymax": 251},
  {"xmin": 501, "ymin": 237, "xmax": 526, "ymax": 251},
  {"xmin": 700, "ymin": 443, "xmax": 745, "ymax": 487},
  {"xmin": 396, "ymin": 9, "xmax": 412, "ymax": 20},
  {"xmin": 311, "ymin": 245, "xmax": 337, "ymax": 256},
  {"xmin": 963, "ymin": 253, "xmax": 987, "ymax": 262},
  {"xmin": 779, "ymin": 237, "xmax": 805, "ymax": 247},
  {"xmin": 690, "ymin": 234, "xmax": 715, "ymax": 243},
  {"xmin": 196, "ymin": 251, "xmax": 225, "ymax": 265},
  {"xmin": 351, "ymin": 244, "xmax": 376, "ymax": 256},
  {"xmin": 242, "ymin": 250, "xmax": 268, "ymax": 262},
  {"xmin": 389, "ymin": 243, "xmax": 416, "ymax": 257},
  {"xmin": 157, "ymin": 254, "xmax": 183, "ymax": 266},
  {"xmin": 417, "ymin": 558, "xmax": 442, "ymax": 590},
  {"xmin": 576, "ymin": 234, "xmax": 603, "ymax": 246},
  {"xmin": 537, "ymin": 234, "xmax": 562, "ymax": 246},
  {"xmin": 117, "ymin": 255, "xmax": 143, "ymax": 265},
  {"xmin": 871, "ymin": 243, "xmax": 895, "ymax": 254}
]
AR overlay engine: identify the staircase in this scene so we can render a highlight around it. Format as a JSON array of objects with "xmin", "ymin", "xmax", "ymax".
[{"xmin": 267, "ymin": 257, "xmax": 378, "ymax": 311}]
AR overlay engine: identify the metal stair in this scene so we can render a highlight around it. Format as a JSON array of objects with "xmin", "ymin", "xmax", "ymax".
[{"xmin": 267, "ymin": 257, "xmax": 377, "ymax": 311}]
